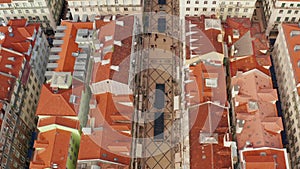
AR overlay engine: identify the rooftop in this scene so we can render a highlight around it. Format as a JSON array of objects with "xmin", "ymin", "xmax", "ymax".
[
  {"xmin": 51, "ymin": 20, "xmax": 108, "ymax": 72},
  {"xmin": 225, "ymin": 18, "xmax": 271, "ymax": 77},
  {"xmin": 186, "ymin": 62, "xmax": 228, "ymax": 106},
  {"xmin": 185, "ymin": 16, "xmax": 223, "ymax": 60},
  {"xmin": 30, "ymin": 128, "xmax": 72, "ymax": 169},
  {"xmin": 37, "ymin": 116, "xmax": 80, "ymax": 130},
  {"xmin": 240, "ymin": 147, "xmax": 289, "ymax": 169},
  {"xmin": 0, "ymin": 19, "xmax": 40, "ymax": 101},
  {"xmin": 36, "ymin": 83, "xmax": 83, "ymax": 117},
  {"xmin": 231, "ymin": 69, "xmax": 283, "ymax": 149},
  {"xmin": 281, "ymin": 23, "xmax": 300, "ymax": 96},
  {"xmin": 78, "ymin": 93, "xmax": 132, "ymax": 165},
  {"xmin": 91, "ymin": 16, "xmax": 134, "ymax": 84}
]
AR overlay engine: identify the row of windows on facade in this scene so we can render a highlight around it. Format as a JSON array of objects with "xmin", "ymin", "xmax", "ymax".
[
  {"xmin": 0, "ymin": 2, "xmax": 44, "ymax": 8},
  {"xmin": 276, "ymin": 16, "xmax": 300, "ymax": 22},
  {"xmin": 279, "ymin": 9, "xmax": 299, "ymax": 14},
  {"xmin": 74, "ymin": 7, "xmax": 136, "ymax": 12},
  {"xmin": 1, "ymin": 8, "xmax": 46, "ymax": 15},
  {"xmin": 280, "ymin": 3, "xmax": 300, "ymax": 8},
  {"xmin": 186, "ymin": 7, "xmax": 249, "ymax": 12},
  {"xmin": 187, "ymin": 1, "xmax": 251, "ymax": 6}
]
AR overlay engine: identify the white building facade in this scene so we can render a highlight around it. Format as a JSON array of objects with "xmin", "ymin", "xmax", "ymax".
[
  {"xmin": 181, "ymin": 0, "xmax": 256, "ymax": 21},
  {"xmin": 263, "ymin": 0, "xmax": 300, "ymax": 36},
  {"xmin": 66, "ymin": 0, "xmax": 143, "ymax": 19},
  {"xmin": 272, "ymin": 23, "xmax": 300, "ymax": 167},
  {"xmin": 0, "ymin": 0, "xmax": 65, "ymax": 29}
]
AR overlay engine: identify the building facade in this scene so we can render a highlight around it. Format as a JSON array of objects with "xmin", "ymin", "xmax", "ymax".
[
  {"xmin": 0, "ymin": 19, "xmax": 49, "ymax": 169},
  {"xmin": 181, "ymin": 0, "xmax": 256, "ymax": 21},
  {"xmin": 66, "ymin": 0, "xmax": 143, "ymax": 20},
  {"xmin": 272, "ymin": 23, "xmax": 300, "ymax": 168},
  {"xmin": 0, "ymin": 0, "xmax": 65, "ymax": 30},
  {"xmin": 263, "ymin": 0, "xmax": 300, "ymax": 36}
]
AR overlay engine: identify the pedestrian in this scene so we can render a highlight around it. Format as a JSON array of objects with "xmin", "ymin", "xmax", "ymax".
[{"xmin": 163, "ymin": 38, "xmax": 166, "ymax": 42}]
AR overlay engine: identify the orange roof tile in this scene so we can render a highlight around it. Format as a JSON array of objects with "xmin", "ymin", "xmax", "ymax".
[
  {"xmin": 232, "ymin": 69, "xmax": 283, "ymax": 149},
  {"xmin": 225, "ymin": 18, "xmax": 271, "ymax": 77},
  {"xmin": 186, "ymin": 62, "xmax": 227, "ymax": 105},
  {"xmin": 38, "ymin": 116, "xmax": 80, "ymax": 130},
  {"xmin": 36, "ymin": 84, "xmax": 83, "ymax": 116},
  {"xmin": 185, "ymin": 16, "xmax": 223, "ymax": 59},
  {"xmin": 281, "ymin": 24, "xmax": 300, "ymax": 96},
  {"xmin": 91, "ymin": 16, "xmax": 134, "ymax": 84},
  {"xmin": 30, "ymin": 129, "xmax": 72, "ymax": 169},
  {"xmin": 0, "ymin": 0, "xmax": 11, "ymax": 3},
  {"xmin": 189, "ymin": 103, "xmax": 232, "ymax": 169},
  {"xmin": 54, "ymin": 20, "xmax": 108, "ymax": 72},
  {"xmin": 241, "ymin": 148, "xmax": 289, "ymax": 169},
  {"xmin": 0, "ymin": 74, "xmax": 15, "ymax": 101}
]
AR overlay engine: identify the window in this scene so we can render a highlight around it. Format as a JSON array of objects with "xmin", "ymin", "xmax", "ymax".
[
  {"xmin": 203, "ymin": 8, "xmax": 207, "ymax": 11},
  {"xmin": 228, "ymin": 8, "xmax": 232, "ymax": 12},
  {"xmin": 281, "ymin": 3, "xmax": 285, "ymax": 7},
  {"xmin": 195, "ymin": 1, "xmax": 199, "ymax": 4},
  {"xmin": 279, "ymin": 10, "xmax": 283, "ymax": 14},
  {"xmin": 284, "ymin": 17, "xmax": 289, "ymax": 21},
  {"xmin": 195, "ymin": 8, "xmax": 198, "ymax": 11},
  {"xmin": 242, "ymin": 15, "xmax": 246, "ymax": 18},
  {"xmin": 297, "ymin": 4, "xmax": 300, "ymax": 7},
  {"xmin": 292, "ymin": 17, "xmax": 296, "ymax": 22},
  {"xmin": 276, "ymin": 17, "xmax": 281, "ymax": 22},
  {"xmin": 124, "ymin": 7, "xmax": 128, "ymax": 11},
  {"xmin": 43, "ymin": 16, "xmax": 48, "ymax": 21},
  {"xmin": 204, "ymin": 1, "xmax": 207, "ymax": 4},
  {"xmin": 244, "ymin": 9, "xmax": 248, "ymax": 12},
  {"xmin": 230, "ymin": 2, "xmax": 233, "ymax": 5},
  {"xmin": 246, "ymin": 2, "xmax": 249, "ymax": 5},
  {"xmin": 235, "ymin": 8, "xmax": 239, "ymax": 12},
  {"xmin": 288, "ymin": 10, "xmax": 292, "ymax": 14},
  {"xmin": 290, "ymin": 4, "xmax": 294, "ymax": 7},
  {"xmin": 212, "ymin": 1, "xmax": 216, "ymax": 4},
  {"xmin": 220, "ymin": 8, "xmax": 224, "ymax": 12},
  {"xmin": 186, "ymin": 7, "xmax": 190, "ymax": 11},
  {"xmin": 25, "ymin": 10, "xmax": 29, "ymax": 13},
  {"xmin": 187, "ymin": 1, "xmax": 190, "ymax": 4},
  {"xmin": 295, "ymin": 10, "xmax": 299, "ymax": 14},
  {"xmin": 211, "ymin": 8, "xmax": 215, "ymax": 12}
]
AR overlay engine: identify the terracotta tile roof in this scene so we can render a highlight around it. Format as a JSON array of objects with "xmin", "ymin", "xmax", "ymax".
[
  {"xmin": 231, "ymin": 69, "xmax": 283, "ymax": 149},
  {"xmin": 78, "ymin": 93, "xmax": 133, "ymax": 165},
  {"xmin": 0, "ymin": 0, "xmax": 11, "ymax": 3},
  {"xmin": 30, "ymin": 128, "xmax": 72, "ymax": 169},
  {"xmin": 240, "ymin": 148, "xmax": 289, "ymax": 169},
  {"xmin": 189, "ymin": 103, "xmax": 232, "ymax": 169},
  {"xmin": 37, "ymin": 116, "xmax": 80, "ymax": 130},
  {"xmin": 185, "ymin": 16, "xmax": 223, "ymax": 60},
  {"xmin": 281, "ymin": 24, "xmax": 300, "ymax": 96},
  {"xmin": 0, "ymin": 74, "xmax": 15, "ymax": 101},
  {"xmin": 186, "ymin": 62, "xmax": 228, "ymax": 106},
  {"xmin": 54, "ymin": 20, "xmax": 108, "ymax": 72},
  {"xmin": 36, "ymin": 84, "xmax": 83, "ymax": 116},
  {"xmin": 91, "ymin": 16, "xmax": 134, "ymax": 84},
  {"xmin": 225, "ymin": 18, "xmax": 271, "ymax": 77}
]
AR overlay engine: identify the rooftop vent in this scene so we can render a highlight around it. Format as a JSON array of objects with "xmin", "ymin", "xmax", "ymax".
[
  {"xmin": 248, "ymin": 101, "xmax": 258, "ymax": 111},
  {"xmin": 205, "ymin": 78, "xmax": 218, "ymax": 88},
  {"xmin": 260, "ymin": 152, "xmax": 267, "ymax": 156},
  {"xmin": 290, "ymin": 30, "xmax": 300, "ymax": 37},
  {"xmin": 110, "ymin": 65, "xmax": 119, "ymax": 71},
  {"xmin": 0, "ymin": 32, "xmax": 5, "ymax": 40},
  {"xmin": 233, "ymin": 29, "xmax": 240, "ymax": 39},
  {"xmin": 199, "ymin": 132, "xmax": 218, "ymax": 144},
  {"xmin": 294, "ymin": 45, "xmax": 300, "ymax": 52},
  {"xmin": 105, "ymin": 35, "xmax": 113, "ymax": 41},
  {"xmin": 5, "ymin": 64, "xmax": 12, "ymax": 69},
  {"xmin": 116, "ymin": 20, "xmax": 124, "ymax": 26},
  {"xmin": 69, "ymin": 94, "xmax": 77, "ymax": 104}
]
